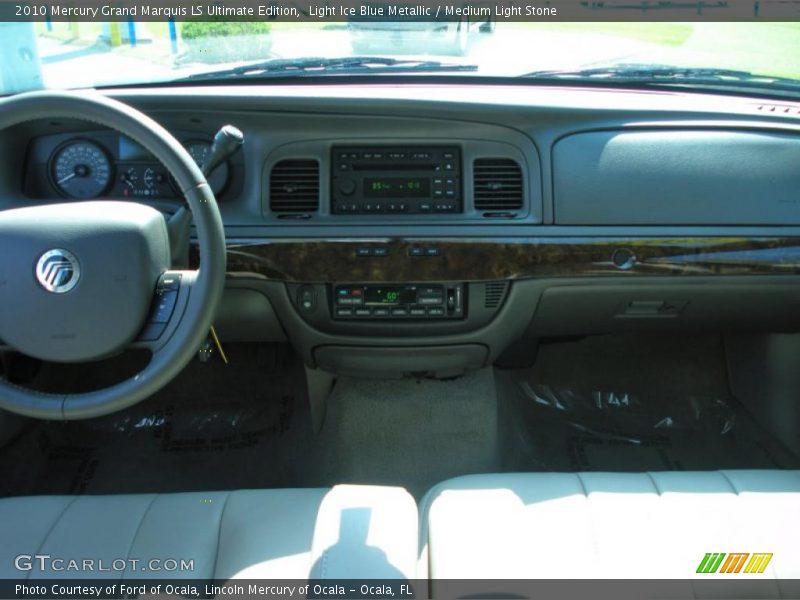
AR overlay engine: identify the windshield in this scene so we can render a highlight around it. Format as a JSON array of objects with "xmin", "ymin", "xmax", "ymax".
[{"xmin": 3, "ymin": 14, "xmax": 800, "ymax": 95}]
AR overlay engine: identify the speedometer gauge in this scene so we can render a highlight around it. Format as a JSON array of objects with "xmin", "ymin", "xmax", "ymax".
[{"xmin": 51, "ymin": 140, "xmax": 112, "ymax": 199}]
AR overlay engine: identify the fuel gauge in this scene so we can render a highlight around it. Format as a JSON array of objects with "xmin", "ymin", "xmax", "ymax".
[{"xmin": 143, "ymin": 167, "xmax": 157, "ymax": 190}]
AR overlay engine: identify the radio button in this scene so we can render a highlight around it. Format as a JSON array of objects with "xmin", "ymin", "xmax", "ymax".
[
  {"xmin": 391, "ymin": 308, "xmax": 408, "ymax": 317},
  {"xmin": 419, "ymin": 296, "xmax": 443, "ymax": 306},
  {"xmin": 428, "ymin": 307, "xmax": 446, "ymax": 317},
  {"xmin": 356, "ymin": 247, "xmax": 372, "ymax": 257},
  {"xmin": 355, "ymin": 308, "xmax": 372, "ymax": 317},
  {"xmin": 409, "ymin": 307, "xmax": 427, "ymax": 317},
  {"xmin": 372, "ymin": 247, "xmax": 390, "ymax": 257},
  {"xmin": 408, "ymin": 247, "xmax": 424, "ymax": 257},
  {"xmin": 424, "ymin": 247, "xmax": 441, "ymax": 257},
  {"xmin": 373, "ymin": 308, "xmax": 390, "ymax": 317},
  {"xmin": 418, "ymin": 203, "xmax": 432, "ymax": 212},
  {"xmin": 336, "ymin": 307, "xmax": 354, "ymax": 317}
]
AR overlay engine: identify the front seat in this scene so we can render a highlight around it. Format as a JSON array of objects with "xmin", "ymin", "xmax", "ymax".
[
  {"xmin": 0, "ymin": 485, "xmax": 418, "ymax": 580},
  {"xmin": 421, "ymin": 470, "xmax": 800, "ymax": 592}
]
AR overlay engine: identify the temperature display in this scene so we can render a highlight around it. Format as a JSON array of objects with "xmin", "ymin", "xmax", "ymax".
[
  {"xmin": 364, "ymin": 287, "xmax": 416, "ymax": 306},
  {"xmin": 364, "ymin": 177, "xmax": 430, "ymax": 198}
]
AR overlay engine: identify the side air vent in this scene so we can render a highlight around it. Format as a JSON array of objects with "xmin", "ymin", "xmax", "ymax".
[
  {"xmin": 269, "ymin": 159, "xmax": 319, "ymax": 213},
  {"xmin": 473, "ymin": 158, "xmax": 524, "ymax": 212},
  {"xmin": 484, "ymin": 281, "xmax": 509, "ymax": 309}
]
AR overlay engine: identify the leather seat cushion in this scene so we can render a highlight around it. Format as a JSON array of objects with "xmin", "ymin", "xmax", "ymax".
[
  {"xmin": 0, "ymin": 485, "xmax": 417, "ymax": 580},
  {"xmin": 421, "ymin": 470, "xmax": 800, "ymax": 580}
]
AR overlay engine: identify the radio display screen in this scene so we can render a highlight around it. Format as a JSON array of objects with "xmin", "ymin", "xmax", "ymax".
[
  {"xmin": 364, "ymin": 177, "xmax": 430, "ymax": 198},
  {"xmin": 364, "ymin": 286, "xmax": 417, "ymax": 306}
]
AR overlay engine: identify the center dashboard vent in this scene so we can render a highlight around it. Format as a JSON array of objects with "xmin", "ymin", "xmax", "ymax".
[
  {"xmin": 473, "ymin": 158, "xmax": 523, "ymax": 212},
  {"xmin": 269, "ymin": 159, "xmax": 320, "ymax": 213}
]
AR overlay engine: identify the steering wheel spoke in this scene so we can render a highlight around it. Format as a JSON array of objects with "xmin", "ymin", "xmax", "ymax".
[{"xmin": 131, "ymin": 270, "xmax": 195, "ymax": 354}]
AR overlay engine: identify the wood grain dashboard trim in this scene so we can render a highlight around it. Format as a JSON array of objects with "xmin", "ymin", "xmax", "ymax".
[{"xmin": 196, "ymin": 237, "xmax": 800, "ymax": 283}]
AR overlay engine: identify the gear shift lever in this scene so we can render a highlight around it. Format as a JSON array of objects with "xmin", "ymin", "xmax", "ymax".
[
  {"xmin": 168, "ymin": 125, "xmax": 243, "ymax": 267},
  {"xmin": 203, "ymin": 125, "xmax": 244, "ymax": 177}
]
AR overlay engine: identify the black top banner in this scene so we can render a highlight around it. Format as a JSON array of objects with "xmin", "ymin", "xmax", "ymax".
[{"xmin": 3, "ymin": 0, "xmax": 800, "ymax": 22}]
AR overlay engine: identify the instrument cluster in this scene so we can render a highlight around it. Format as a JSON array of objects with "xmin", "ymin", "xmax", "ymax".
[{"xmin": 24, "ymin": 130, "xmax": 231, "ymax": 202}]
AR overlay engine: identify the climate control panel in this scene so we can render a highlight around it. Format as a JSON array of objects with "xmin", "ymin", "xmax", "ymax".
[{"xmin": 332, "ymin": 283, "xmax": 464, "ymax": 320}]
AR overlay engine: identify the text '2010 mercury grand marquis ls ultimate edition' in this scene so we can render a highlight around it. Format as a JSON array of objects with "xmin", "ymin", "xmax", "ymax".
[{"xmin": 0, "ymin": 5, "xmax": 799, "ymax": 599}]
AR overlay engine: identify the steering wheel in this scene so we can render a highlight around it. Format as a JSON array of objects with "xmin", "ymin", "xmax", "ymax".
[{"xmin": 0, "ymin": 91, "xmax": 226, "ymax": 419}]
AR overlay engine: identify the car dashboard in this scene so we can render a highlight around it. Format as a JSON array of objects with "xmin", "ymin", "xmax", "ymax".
[{"xmin": 3, "ymin": 82, "xmax": 800, "ymax": 377}]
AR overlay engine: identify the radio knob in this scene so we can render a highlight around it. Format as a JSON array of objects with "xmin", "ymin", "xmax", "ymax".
[{"xmin": 338, "ymin": 178, "xmax": 356, "ymax": 196}]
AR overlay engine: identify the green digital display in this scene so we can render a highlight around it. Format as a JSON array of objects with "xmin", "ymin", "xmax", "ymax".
[
  {"xmin": 364, "ymin": 177, "xmax": 430, "ymax": 198},
  {"xmin": 364, "ymin": 287, "xmax": 415, "ymax": 305}
]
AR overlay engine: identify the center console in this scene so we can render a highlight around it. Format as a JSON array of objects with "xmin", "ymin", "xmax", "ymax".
[{"xmin": 282, "ymin": 278, "xmax": 512, "ymax": 377}]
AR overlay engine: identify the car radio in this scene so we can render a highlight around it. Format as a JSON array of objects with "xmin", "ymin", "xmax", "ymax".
[
  {"xmin": 332, "ymin": 283, "xmax": 464, "ymax": 319},
  {"xmin": 331, "ymin": 146, "xmax": 461, "ymax": 214}
]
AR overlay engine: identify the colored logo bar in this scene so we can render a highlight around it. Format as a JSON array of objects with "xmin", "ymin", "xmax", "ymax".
[{"xmin": 696, "ymin": 553, "xmax": 773, "ymax": 574}]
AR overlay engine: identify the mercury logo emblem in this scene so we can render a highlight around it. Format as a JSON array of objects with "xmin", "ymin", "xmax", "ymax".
[{"xmin": 35, "ymin": 249, "xmax": 80, "ymax": 293}]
